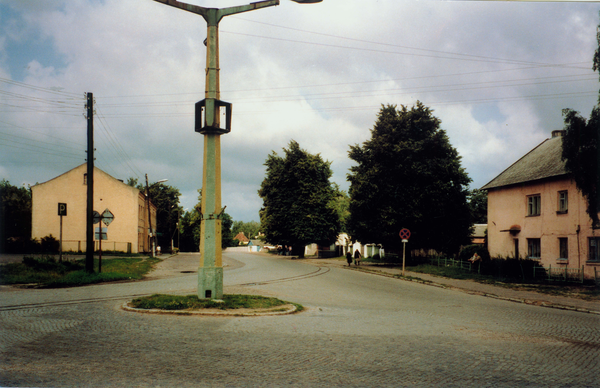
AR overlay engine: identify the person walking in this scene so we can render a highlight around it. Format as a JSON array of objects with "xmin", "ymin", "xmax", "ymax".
[{"xmin": 353, "ymin": 249, "xmax": 361, "ymax": 266}]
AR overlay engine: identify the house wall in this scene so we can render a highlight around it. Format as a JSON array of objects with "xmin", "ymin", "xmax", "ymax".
[
  {"xmin": 487, "ymin": 177, "xmax": 600, "ymax": 278},
  {"xmin": 31, "ymin": 164, "xmax": 154, "ymax": 254}
]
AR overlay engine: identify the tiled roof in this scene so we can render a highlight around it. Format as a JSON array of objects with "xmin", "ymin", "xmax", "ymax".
[{"xmin": 481, "ymin": 135, "xmax": 568, "ymax": 190}]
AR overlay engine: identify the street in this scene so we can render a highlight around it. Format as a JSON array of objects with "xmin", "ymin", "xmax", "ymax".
[{"xmin": 1, "ymin": 250, "xmax": 599, "ymax": 387}]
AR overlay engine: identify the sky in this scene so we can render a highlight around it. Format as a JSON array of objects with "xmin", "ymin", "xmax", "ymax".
[{"xmin": 1, "ymin": 0, "xmax": 599, "ymax": 223}]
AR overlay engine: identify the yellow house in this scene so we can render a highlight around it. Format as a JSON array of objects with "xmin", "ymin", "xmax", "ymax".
[
  {"xmin": 31, "ymin": 164, "xmax": 156, "ymax": 254},
  {"xmin": 482, "ymin": 130, "xmax": 600, "ymax": 279}
]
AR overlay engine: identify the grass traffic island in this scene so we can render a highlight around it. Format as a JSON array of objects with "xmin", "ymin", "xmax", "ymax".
[{"xmin": 123, "ymin": 294, "xmax": 303, "ymax": 317}]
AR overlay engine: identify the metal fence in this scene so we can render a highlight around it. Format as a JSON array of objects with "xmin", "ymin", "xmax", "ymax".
[
  {"xmin": 533, "ymin": 265, "xmax": 585, "ymax": 284},
  {"xmin": 426, "ymin": 256, "xmax": 481, "ymax": 274},
  {"xmin": 61, "ymin": 240, "xmax": 133, "ymax": 253}
]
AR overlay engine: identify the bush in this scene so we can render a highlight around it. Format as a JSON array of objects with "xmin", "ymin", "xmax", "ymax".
[
  {"xmin": 40, "ymin": 235, "xmax": 59, "ymax": 254},
  {"xmin": 458, "ymin": 245, "xmax": 490, "ymax": 262}
]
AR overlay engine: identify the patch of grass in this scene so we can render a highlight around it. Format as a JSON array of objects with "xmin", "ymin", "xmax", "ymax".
[
  {"xmin": 408, "ymin": 264, "xmax": 493, "ymax": 281},
  {"xmin": 129, "ymin": 294, "xmax": 296, "ymax": 311},
  {"xmin": 0, "ymin": 256, "xmax": 161, "ymax": 287}
]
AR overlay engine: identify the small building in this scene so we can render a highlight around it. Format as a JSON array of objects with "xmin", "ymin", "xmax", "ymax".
[
  {"xmin": 471, "ymin": 224, "xmax": 487, "ymax": 246},
  {"xmin": 481, "ymin": 130, "xmax": 599, "ymax": 279},
  {"xmin": 233, "ymin": 231, "xmax": 250, "ymax": 245},
  {"xmin": 31, "ymin": 164, "xmax": 156, "ymax": 254}
]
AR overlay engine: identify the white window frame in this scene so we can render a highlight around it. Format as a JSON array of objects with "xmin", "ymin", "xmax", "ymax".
[{"xmin": 527, "ymin": 195, "xmax": 541, "ymax": 216}]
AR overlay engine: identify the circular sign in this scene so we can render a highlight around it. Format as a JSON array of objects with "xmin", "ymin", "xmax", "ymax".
[
  {"xmin": 399, "ymin": 228, "xmax": 411, "ymax": 239},
  {"xmin": 92, "ymin": 211, "xmax": 101, "ymax": 225}
]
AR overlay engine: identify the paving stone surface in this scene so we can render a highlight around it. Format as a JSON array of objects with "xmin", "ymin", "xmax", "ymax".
[{"xmin": 1, "ymin": 251, "xmax": 599, "ymax": 387}]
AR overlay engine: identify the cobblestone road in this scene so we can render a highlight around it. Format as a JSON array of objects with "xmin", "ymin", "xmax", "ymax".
[{"xmin": 1, "ymin": 251, "xmax": 599, "ymax": 387}]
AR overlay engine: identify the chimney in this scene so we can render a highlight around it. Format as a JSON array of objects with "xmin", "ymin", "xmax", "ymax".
[{"xmin": 552, "ymin": 130, "xmax": 566, "ymax": 138}]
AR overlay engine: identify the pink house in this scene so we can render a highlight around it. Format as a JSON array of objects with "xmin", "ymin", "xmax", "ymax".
[{"xmin": 482, "ymin": 130, "xmax": 600, "ymax": 279}]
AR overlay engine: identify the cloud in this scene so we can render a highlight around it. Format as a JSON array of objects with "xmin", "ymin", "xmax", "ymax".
[{"xmin": 1, "ymin": 0, "xmax": 599, "ymax": 222}]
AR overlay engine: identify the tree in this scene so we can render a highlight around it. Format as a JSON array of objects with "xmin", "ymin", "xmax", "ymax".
[
  {"xmin": 0, "ymin": 180, "xmax": 32, "ymax": 253},
  {"xmin": 560, "ymin": 14, "xmax": 600, "ymax": 229},
  {"xmin": 146, "ymin": 182, "xmax": 181, "ymax": 252},
  {"xmin": 330, "ymin": 184, "xmax": 350, "ymax": 233},
  {"xmin": 467, "ymin": 188, "xmax": 488, "ymax": 224},
  {"xmin": 258, "ymin": 140, "xmax": 340, "ymax": 257},
  {"xmin": 231, "ymin": 220, "xmax": 261, "ymax": 240},
  {"xmin": 178, "ymin": 190, "xmax": 235, "ymax": 251},
  {"xmin": 347, "ymin": 102, "xmax": 472, "ymax": 254}
]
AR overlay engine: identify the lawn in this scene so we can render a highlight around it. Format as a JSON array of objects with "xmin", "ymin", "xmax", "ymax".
[{"xmin": 0, "ymin": 255, "xmax": 161, "ymax": 288}]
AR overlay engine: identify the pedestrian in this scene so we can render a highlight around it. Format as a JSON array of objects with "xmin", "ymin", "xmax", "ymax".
[
  {"xmin": 354, "ymin": 249, "xmax": 361, "ymax": 266},
  {"xmin": 346, "ymin": 252, "xmax": 352, "ymax": 266},
  {"xmin": 288, "ymin": 245, "xmax": 292, "ymax": 256}
]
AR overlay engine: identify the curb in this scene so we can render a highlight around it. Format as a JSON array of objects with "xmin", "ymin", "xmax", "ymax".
[
  {"xmin": 121, "ymin": 301, "xmax": 298, "ymax": 317},
  {"xmin": 347, "ymin": 265, "xmax": 600, "ymax": 315}
]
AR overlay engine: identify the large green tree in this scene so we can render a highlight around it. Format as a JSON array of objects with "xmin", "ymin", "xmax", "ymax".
[
  {"xmin": 467, "ymin": 188, "xmax": 488, "ymax": 224},
  {"xmin": 0, "ymin": 180, "xmax": 32, "ymax": 253},
  {"xmin": 347, "ymin": 102, "xmax": 472, "ymax": 254},
  {"xmin": 258, "ymin": 140, "xmax": 340, "ymax": 257},
  {"xmin": 145, "ymin": 181, "xmax": 181, "ymax": 252},
  {"xmin": 560, "ymin": 13, "xmax": 600, "ymax": 229}
]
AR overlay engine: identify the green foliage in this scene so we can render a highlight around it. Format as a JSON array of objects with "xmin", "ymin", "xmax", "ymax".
[
  {"xmin": 130, "ymin": 294, "xmax": 289, "ymax": 310},
  {"xmin": 0, "ymin": 179, "xmax": 32, "ymax": 253},
  {"xmin": 347, "ymin": 102, "xmax": 472, "ymax": 254},
  {"xmin": 231, "ymin": 220, "xmax": 261, "ymax": 240},
  {"xmin": 221, "ymin": 212, "xmax": 236, "ymax": 248},
  {"xmin": 467, "ymin": 188, "xmax": 488, "ymax": 224},
  {"xmin": 330, "ymin": 184, "xmax": 350, "ymax": 233},
  {"xmin": 147, "ymin": 181, "xmax": 182, "ymax": 252},
  {"xmin": 259, "ymin": 140, "xmax": 341, "ymax": 257},
  {"xmin": 179, "ymin": 190, "xmax": 202, "ymax": 252},
  {"xmin": 458, "ymin": 244, "xmax": 490, "ymax": 262},
  {"xmin": 0, "ymin": 256, "xmax": 159, "ymax": 287},
  {"xmin": 178, "ymin": 190, "xmax": 235, "ymax": 251},
  {"xmin": 562, "ymin": 108, "xmax": 599, "ymax": 228}
]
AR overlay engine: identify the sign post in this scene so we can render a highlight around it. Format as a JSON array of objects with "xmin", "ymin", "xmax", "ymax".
[
  {"xmin": 58, "ymin": 203, "xmax": 67, "ymax": 262},
  {"xmin": 98, "ymin": 209, "xmax": 115, "ymax": 273},
  {"xmin": 399, "ymin": 228, "xmax": 411, "ymax": 276}
]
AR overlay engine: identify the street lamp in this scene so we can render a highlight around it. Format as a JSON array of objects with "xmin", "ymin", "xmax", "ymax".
[
  {"xmin": 145, "ymin": 174, "xmax": 168, "ymax": 258},
  {"xmin": 153, "ymin": 0, "xmax": 321, "ymax": 300}
]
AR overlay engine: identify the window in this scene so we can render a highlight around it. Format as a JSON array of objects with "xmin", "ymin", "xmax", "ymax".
[
  {"xmin": 558, "ymin": 238, "xmax": 568, "ymax": 260},
  {"xmin": 558, "ymin": 191, "xmax": 568, "ymax": 213},
  {"xmin": 589, "ymin": 238, "xmax": 600, "ymax": 262},
  {"xmin": 527, "ymin": 238, "xmax": 541, "ymax": 259},
  {"xmin": 83, "ymin": 173, "xmax": 87, "ymax": 185},
  {"xmin": 527, "ymin": 195, "xmax": 541, "ymax": 216}
]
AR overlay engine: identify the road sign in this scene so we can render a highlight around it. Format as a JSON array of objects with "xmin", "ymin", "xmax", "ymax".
[
  {"xmin": 92, "ymin": 211, "xmax": 101, "ymax": 224},
  {"xmin": 95, "ymin": 227, "xmax": 107, "ymax": 240},
  {"xmin": 399, "ymin": 228, "xmax": 411, "ymax": 240},
  {"xmin": 58, "ymin": 203, "xmax": 67, "ymax": 216},
  {"xmin": 101, "ymin": 209, "xmax": 115, "ymax": 226}
]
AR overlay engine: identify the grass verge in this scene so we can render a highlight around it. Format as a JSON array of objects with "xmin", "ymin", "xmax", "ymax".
[
  {"xmin": 129, "ymin": 294, "xmax": 302, "ymax": 312},
  {"xmin": 0, "ymin": 255, "xmax": 161, "ymax": 288}
]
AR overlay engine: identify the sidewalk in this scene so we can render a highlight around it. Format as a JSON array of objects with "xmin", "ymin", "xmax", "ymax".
[{"xmin": 307, "ymin": 258, "xmax": 600, "ymax": 315}]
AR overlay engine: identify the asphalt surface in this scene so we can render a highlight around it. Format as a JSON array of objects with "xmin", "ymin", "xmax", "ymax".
[{"xmin": 1, "ymin": 250, "xmax": 599, "ymax": 387}]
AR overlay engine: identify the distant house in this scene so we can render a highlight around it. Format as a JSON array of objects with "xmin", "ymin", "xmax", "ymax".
[
  {"xmin": 31, "ymin": 164, "xmax": 156, "ymax": 254},
  {"xmin": 233, "ymin": 231, "xmax": 250, "ymax": 245},
  {"xmin": 481, "ymin": 130, "xmax": 599, "ymax": 279},
  {"xmin": 471, "ymin": 224, "xmax": 487, "ymax": 246}
]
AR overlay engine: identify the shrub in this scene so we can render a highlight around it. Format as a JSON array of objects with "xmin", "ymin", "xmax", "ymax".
[
  {"xmin": 40, "ymin": 235, "xmax": 59, "ymax": 254},
  {"xmin": 458, "ymin": 245, "xmax": 490, "ymax": 262}
]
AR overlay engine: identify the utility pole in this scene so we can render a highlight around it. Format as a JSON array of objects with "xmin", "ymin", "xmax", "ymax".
[
  {"xmin": 85, "ymin": 92, "xmax": 94, "ymax": 273},
  {"xmin": 152, "ymin": 0, "xmax": 320, "ymax": 299}
]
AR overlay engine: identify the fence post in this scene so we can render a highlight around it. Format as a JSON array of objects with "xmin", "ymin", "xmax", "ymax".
[
  {"xmin": 565, "ymin": 266, "xmax": 568, "ymax": 282},
  {"xmin": 581, "ymin": 265, "xmax": 584, "ymax": 284}
]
